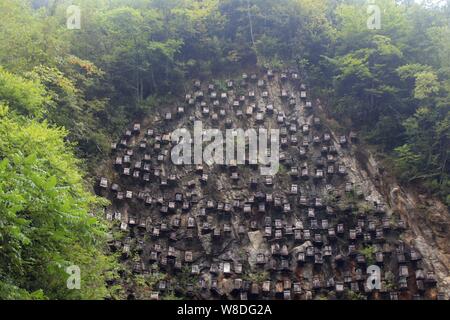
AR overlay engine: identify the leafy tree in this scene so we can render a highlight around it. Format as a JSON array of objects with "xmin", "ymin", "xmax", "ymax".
[
  {"xmin": 0, "ymin": 67, "xmax": 48, "ymax": 118},
  {"xmin": 0, "ymin": 71, "xmax": 118, "ymax": 300}
]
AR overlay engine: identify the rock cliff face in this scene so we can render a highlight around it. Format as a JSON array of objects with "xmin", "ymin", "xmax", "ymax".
[
  {"xmin": 96, "ymin": 69, "xmax": 448, "ymax": 300},
  {"xmin": 349, "ymin": 149, "xmax": 450, "ymax": 298}
]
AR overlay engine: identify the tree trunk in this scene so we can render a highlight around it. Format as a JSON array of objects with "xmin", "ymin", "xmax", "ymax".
[{"xmin": 246, "ymin": 0, "xmax": 255, "ymax": 48}]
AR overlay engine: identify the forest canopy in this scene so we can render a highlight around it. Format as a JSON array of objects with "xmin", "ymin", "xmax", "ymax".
[{"xmin": 0, "ymin": 0, "xmax": 448, "ymax": 299}]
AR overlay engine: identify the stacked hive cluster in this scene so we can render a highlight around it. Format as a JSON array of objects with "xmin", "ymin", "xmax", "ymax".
[{"xmin": 97, "ymin": 70, "xmax": 443, "ymax": 300}]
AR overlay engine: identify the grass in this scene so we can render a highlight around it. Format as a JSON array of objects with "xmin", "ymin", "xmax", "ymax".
[{"xmin": 243, "ymin": 271, "xmax": 269, "ymax": 284}]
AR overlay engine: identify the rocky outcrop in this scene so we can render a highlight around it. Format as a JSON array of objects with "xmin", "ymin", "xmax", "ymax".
[{"xmin": 96, "ymin": 69, "xmax": 446, "ymax": 300}]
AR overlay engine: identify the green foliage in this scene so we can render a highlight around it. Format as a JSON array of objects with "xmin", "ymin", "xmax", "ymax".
[
  {"xmin": 243, "ymin": 271, "xmax": 269, "ymax": 285},
  {"xmin": 0, "ymin": 76, "xmax": 118, "ymax": 299},
  {"xmin": 30, "ymin": 61, "xmax": 111, "ymax": 163},
  {"xmin": 176, "ymin": 266, "xmax": 198, "ymax": 289},
  {"xmin": 383, "ymin": 271, "xmax": 397, "ymax": 291},
  {"xmin": 0, "ymin": 59, "xmax": 115, "ymax": 299},
  {"xmin": 0, "ymin": 67, "xmax": 48, "ymax": 118},
  {"xmin": 414, "ymin": 71, "xmax": 440, "ymax": 100},
  {"xmin": 393, "ymin": 144, "xmax": 422, "ymax": 177},
  {"xmin": 323, "ymin": 0, "xmax": 449, "ymax": 203},
  {"xmin": 359, "ymin": 246, "xmax": 376, "ymax": 265},
  {"xmin": 130, "ymin": 270, "xmax": 166, "ymax": 300},
  {"xmin": 345, "ymin": 289, "xmax": 366, "ymax": 300},
  {"xmin": 0, "ymin": 0, "xmax": 63, "ymax": 73},
  {"xmin": 357, "ymin": 201, "xmax": 374, "ymax": 215},
  {"xmin": 278, "ymin": 164, "xmax": 288, "ymax": 175},
  {"xmin": 161, "ymin": 291, "xmax": 183, "ymax": 300}
]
